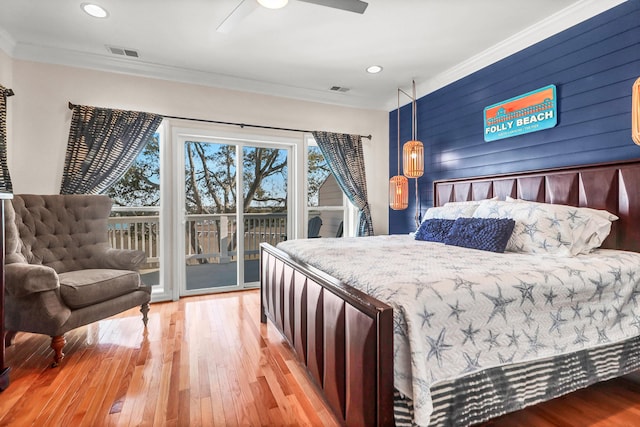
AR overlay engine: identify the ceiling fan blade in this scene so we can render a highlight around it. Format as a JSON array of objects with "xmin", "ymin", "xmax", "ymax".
[
  {"xmin": 216, "ymin": 0, "xmax": 259, "ymax": 33},
  {"xmin": 297, "ymin": 0, "xmax": 368, "ymax": 14}
]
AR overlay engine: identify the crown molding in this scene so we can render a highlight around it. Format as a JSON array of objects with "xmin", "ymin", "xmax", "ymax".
[
  {"xmin": 385, "ymin": 0, "xmax": 628, "ymax": 110},
  {"xmin": 9, "ymin": 42, "xmax": 380, "ymax": 110}
]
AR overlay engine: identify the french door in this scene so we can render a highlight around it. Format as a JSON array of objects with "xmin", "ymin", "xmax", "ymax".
[{"xmin": 172, "ymin": 129, "xmax": 294, "ymax": 297}]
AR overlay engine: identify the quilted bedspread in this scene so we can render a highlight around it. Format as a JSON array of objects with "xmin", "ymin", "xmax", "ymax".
[{"xmin": 277, "ymin": 235, "xmax": 640, "ymax": 426}]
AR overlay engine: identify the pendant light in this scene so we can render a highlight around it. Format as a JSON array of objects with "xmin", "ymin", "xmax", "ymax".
[
  {"xmin": 402, "ymin": 80, "xmax": 424, "ymax": 178},
  {"xmin": 389, "ymin": 90, "xmax": 408, "ymax": 210}
]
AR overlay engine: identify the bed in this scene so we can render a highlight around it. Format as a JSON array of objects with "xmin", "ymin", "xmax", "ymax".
[{"xmin": 259, "ymin": 159, "xmax": 640, "ymax": 426}]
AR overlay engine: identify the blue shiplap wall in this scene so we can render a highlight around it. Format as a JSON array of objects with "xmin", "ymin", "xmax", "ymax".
[{"xmin": 389, "ymin": 1, "xmax": 640, "ymax": 234}]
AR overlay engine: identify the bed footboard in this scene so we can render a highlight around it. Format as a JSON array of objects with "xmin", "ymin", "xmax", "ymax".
[{"xmin": 260, "ymin": 243, "xmax": 394, "ymax": 426}]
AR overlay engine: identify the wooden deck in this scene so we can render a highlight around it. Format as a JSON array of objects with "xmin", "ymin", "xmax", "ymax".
[{"xmin": 141, "ymin": 259, "xmax": 260, "ymax": 290}]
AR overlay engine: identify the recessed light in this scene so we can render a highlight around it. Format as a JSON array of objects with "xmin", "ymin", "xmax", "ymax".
[
  {"xmin": 81, "ymin": 3, "xmax": 109, "ymax": 18},
  {"xmin": 366, "ymin": 65, "xmax": 383, "ymax": 74},
  {"xmin": 257, "ymin": 0, "xmax": 289, "ymax": 9}
]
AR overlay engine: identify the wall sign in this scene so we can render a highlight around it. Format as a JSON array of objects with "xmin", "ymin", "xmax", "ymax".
[{"xmin": 484, "ymin": 84, "xmax": 557, "ymax": 142}]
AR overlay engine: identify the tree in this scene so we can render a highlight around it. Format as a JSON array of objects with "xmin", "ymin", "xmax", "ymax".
[
  {"xmin": 107, "ymin": 134, "xmax": 160, "ymax": 206},
  {"xmin": 108, "ymin": 137, "xmax": 332, "ymax": 258},
  {"xmin": 184, "ymin": 142, "xmax": 288, "ymax": 214},
  {"xmin": 110, "ymin": 136, "xmax": 332, "ymax": 212}
]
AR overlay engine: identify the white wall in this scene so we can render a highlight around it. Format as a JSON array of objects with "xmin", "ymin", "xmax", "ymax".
[
  {"xmin": 4, "ymin": 58, "xmax": 389, "ymax": 234},
  {"xmin": 0, "ymin": 50, "xmax": 11, "ymax": 86}
]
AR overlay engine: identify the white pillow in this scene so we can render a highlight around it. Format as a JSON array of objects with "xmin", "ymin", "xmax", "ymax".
[
  {"xmin": 422, "ymin": 197, "xmax": 499, "ymax": 220},
  {"xmin": 473, "ymin": 200, "xmax": 568, "ymax": 255},
  {"xmin": 504, "ymin": 197, "xmax": 617, "ymax": 254},
  {"xmin": 423, "ymin": 204, "xmax": 479, "ymax": 221},
  {"xmin": 505, "ymin": 197, "xmax": 618, "ymax": 220},
  {"xmin": 475, "ymin": 199, "xmax": 616, "ymax": 255},
  {"xmin": 443, "ymin": 197, "xmax": 497, "ymax": 207}
]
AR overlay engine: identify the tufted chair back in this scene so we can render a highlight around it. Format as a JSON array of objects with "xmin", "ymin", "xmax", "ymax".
[{"xmin": 5, "ymin": 194, "xmax": 114, "ymax": 273}]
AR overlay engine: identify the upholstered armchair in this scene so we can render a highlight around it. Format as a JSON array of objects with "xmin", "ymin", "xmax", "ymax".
[{"xmin": 3, "ymin": 194, "xmax": 151, "ymax": 367}]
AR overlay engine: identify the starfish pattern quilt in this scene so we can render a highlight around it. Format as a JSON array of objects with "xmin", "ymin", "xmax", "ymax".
[{"xmin": 277, "ymin": 235, "xmax": 640, "ymax": 426}]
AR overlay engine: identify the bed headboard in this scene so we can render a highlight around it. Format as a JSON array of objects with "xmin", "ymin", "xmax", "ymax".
[{"xmin": 433, "ymin": 159, "xmax": 640, "ymax": 253}]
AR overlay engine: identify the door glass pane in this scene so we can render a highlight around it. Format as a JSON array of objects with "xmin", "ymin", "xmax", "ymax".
[
  {"xmin": 242, "ymin": 146, "xmax": 288, "ymax": 285},
  {"xmin": 107, "ymin": 132, "xmax": 162, "ymax": 292},
  {"xmin": 184, "ymin": 141, "xmax": 238, "ymax": 290}
]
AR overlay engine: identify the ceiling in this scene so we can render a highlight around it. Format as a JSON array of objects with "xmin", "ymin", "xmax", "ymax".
[{"xmin": 0, "ymin": 0, "xmax": 625, "ymax": 110}]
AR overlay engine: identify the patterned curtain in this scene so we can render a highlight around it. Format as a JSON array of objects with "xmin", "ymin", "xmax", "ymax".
[
  {"xmin": 60, "ymin": 104, "xmax": 163, "ymax": 194},
  {"xmin": 0, "ymin": 85, "xmax": 14, "ymax": 192},
  {"xmin": 312, "ymin": 131, "xmax": 374, "ymax": 236}
]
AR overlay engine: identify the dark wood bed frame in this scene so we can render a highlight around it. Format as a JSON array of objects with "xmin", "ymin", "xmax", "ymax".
[{"xmin": 260, "ymin": 158, "xmax": 640, "ymax": 426}]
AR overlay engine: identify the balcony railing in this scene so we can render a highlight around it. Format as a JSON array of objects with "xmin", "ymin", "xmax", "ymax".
[
  {"xmin": 108, "ymin": 208, "xmax": 287, "ymax": 270},
  {"xmin": 184, "ymin": 212, "xmax": 287, "ymax": 264}
]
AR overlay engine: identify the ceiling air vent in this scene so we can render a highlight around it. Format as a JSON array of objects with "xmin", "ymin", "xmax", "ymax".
[
  {"xmin": 329, "ymin": 86, "xmax": 350, "ymax": 93},
  {"xmin": 106, "ymin": 45, "xmax": 139, "ymax": 58}
]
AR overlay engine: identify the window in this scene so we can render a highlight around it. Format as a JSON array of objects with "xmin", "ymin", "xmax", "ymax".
[
  {"xmin": 106, "ymin": 127, "xmax": 354, "ymax": 301},
  {"xmin": 106, "ymin": 130, "xmax": 162, "ymax": 292},
  {"xmin": 306, "ymin": 140, "xmax": 347, "ymax": 238}
]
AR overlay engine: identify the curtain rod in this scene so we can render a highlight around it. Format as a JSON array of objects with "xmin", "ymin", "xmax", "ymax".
[{"xmin": 68, "ymin": 102, "xmax": 372, "ymax": 140}]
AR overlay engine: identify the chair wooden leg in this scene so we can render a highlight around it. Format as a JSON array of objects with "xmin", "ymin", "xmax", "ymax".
[
  {"xmin": 141, "ymin": 303, "xmax": 150, "ymax": 327},
  {"xmin": 4, "ymin": 330, "xmax": 17, "ymax": 347},
  {"xmin": 50, "ymin": 335, "xmax": 66, "ymax": 368}
]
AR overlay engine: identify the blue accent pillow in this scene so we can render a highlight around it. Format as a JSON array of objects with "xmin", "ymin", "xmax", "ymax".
[
  {"xmin": 414, "ymin": 219, "xmax": 455, "ymax": 242},
  {"xmin": 443, "ymin": 217, "xmax": 515, "ymax": 253}
]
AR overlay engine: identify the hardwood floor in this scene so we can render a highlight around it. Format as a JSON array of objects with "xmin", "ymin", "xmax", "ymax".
[
  {"xmin": 486, "ymin": 378, "xmax": 640, "ymax": 427},
  {"xmin": 1, "ymin": 289, "xmax": 640, "ymax": 426},
  {"xmin": 0, "ymin": 290, "xmax": 339, "ymax": 426}
]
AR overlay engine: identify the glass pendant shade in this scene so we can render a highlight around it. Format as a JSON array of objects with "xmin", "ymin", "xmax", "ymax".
[
  {"xmin": 403, "ymin": 140, "xmax": 424, "ymax": 178},
  {"xmin": 389, "ymin": 175, "xmax": 409, "ymax": 210}
]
